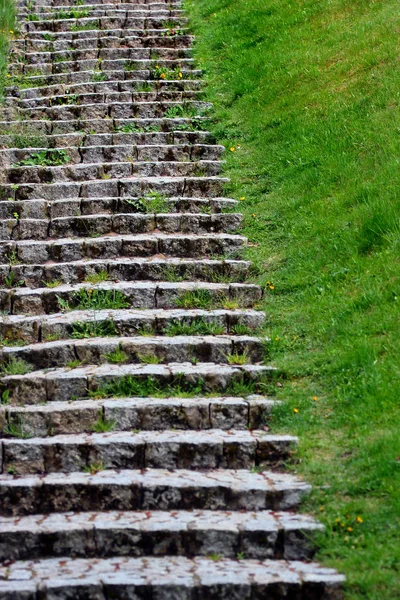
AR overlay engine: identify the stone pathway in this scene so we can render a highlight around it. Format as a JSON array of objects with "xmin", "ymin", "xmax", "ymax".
[{"xmin": 0, "ymin": 0, "xmax": 344, "ymax": 597}]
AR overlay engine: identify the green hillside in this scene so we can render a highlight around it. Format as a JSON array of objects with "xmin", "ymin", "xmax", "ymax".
[{"xmin": 185, "ymin": 0, "xmax": 400, "ymax": 597}]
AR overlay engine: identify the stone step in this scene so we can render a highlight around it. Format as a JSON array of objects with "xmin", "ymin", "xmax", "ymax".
[
  {"xmin": 0, "ymin": 116, "xmax": 209, "ymax": 137},
  {"xmin": 16, "ymin": 89, "xmax": 202, "ymax": 108},
  {"xmin": 19, "ymin": 7, "xmax": 182, "ymax": 19},
  {"xmin": 15, "ymin": 97, "xmax": 207, "ymax": 119},
  {"xmin": 1, "ymin": 307, "xmax": 265, "ymax": 343},
  {"xmin": 17, "ymin": 46, "xmax": 193, "ymax": 66},
  {"xmin": 7, "ymin": 67, "xmax": 202, "ymax": 87},
  {"xmin": 13, "ymin": 26, "xmax": 189, "ymax": 43},
  {"xmin": 1, "ymin": 232, "xmax": 245, "ymax": 265},
  {"xmin": 1, "ymin": 429, "xmax": 297, "ymax": 474},
  {"xmin": 0, "ymin": 196, "xmax": 237, "ymax": 222},
  {"xmin": 0, "ymin": 175, "xmax": 228, "ymax": 201},
  {"xmin": 2, "ymin": 333, "xmax": 267, "ymax": 369},
  {"xmin": 11, "ymin": 58, "xmax": 195, "ymax": 78},
  {"xmin": 1, "ymin": 143, "xmax": 224, "ymax": 168},
  {"xmin": 21, "ymin": 16, "xmax": 187, "ymax": 34},
  {"xmin": 0, "ymin": 130, "xmax": 211, "ymax": 151},
  {"xmin": 1, "ymin": 362, "xmax": 275, "ymax": 404},
  {"xmin": 6, "ymin": 280, "xmax": 259, "ymax": 315},
  {"xmin": 0, "ymin": 508, "xmax": 322, "ymax": 562},
  {"xmin": 0, "ymin": 394, "xmax": 275, "ymax": 435},
  {"xmin": 14, "ymin": 34, "xmax": 194, "ymax": 54},
  {"xmin": 4, "ymin": 159, "xmax": 223, "ymax": 185},
  {"xmin": 9, "ymin": 77, "xmax": 202, "ymax": 101},
  {"xmin": 0, "ymin": 256, "xmax": 250, "ymax": 289},
  {"xmin": 1, "ymin": 210, "xmax": 239, "ymax": 241},
  {"xmin": 0, "ymin": 468, "xmax": 310, "ymax": 515},
  {"xmin": 0, "ymin": 555, "xmax": 345, "ymax": 598}
]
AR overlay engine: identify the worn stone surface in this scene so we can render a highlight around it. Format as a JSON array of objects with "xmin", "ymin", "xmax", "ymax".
[{"xmin": 0, "ymin": 0, "xmax": 344, "ymax": 596}]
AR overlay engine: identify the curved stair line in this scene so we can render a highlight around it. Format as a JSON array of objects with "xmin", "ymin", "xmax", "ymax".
[{"xmin": 0, "ymin": 0, "xmax": 345, "ymax": 597}]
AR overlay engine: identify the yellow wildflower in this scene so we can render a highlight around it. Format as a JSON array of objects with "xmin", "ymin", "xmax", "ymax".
[
  {"xmin": 160, "ymin": 73, "xmax": 166, "ymax": 79},
  {"xmin": 178, "ymin": 72, "xmax": 182, "ymax": 78},
  {"xmin": 356, "ymin": 516, "xmax": 363, "ymax": 523},
  {"xmin": 269, "ymin": 285, "xmax": 275, "ymax": 290},
  {"xmin": 230, "ymin": 146, "xmax": 235, "ymax": 152},
  {"xmin": 293, "ymin": 408, "xmax": 299, "ymax": 413},
  {"xmin": 9, "ymin": 30, "xmax": 14, "ymax": 34},
  {"xmin": 312, "ymin": 396, "xmax": 318, "ymax": 401},
  {"xmin": 347, "ymin": 527, "xmax": 353, "ymax": 532},
  {"xmin": 240, "ymin": 196, "xmax": 245, "ymax": 200}
]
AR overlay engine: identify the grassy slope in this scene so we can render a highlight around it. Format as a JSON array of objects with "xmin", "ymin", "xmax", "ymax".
[
  {"xmin": 0, "ymin": 0, "xmax": 15, "ymax": 95},
  {"xmin": 185, "ymin": 0, "xmax": 400, "ymax": 597}
]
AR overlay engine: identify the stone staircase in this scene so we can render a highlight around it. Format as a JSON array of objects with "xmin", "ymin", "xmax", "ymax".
[{"xmin": 0, "ymin": 0, "xmax": 344, "ymax": 597}]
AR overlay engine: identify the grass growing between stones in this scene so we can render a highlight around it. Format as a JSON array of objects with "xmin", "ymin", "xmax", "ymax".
[{"xmin": 185, "ymin": 0, "xmax": 400, "ymax": 597}]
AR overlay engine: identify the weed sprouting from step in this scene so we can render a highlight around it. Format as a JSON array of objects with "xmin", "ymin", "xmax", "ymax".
[
  {"xmin": 0, "ymin": 337, "xmax": 28, "ymax": 348},
  {"xmin": 12, "ymin": 133, "xmax": 48, "ymax": 149},
  {"xmin": 90, "ymin": 373, "xmax": 206, "ymax": 400},
  {"xmin": 3, "ymin": 271, "xmax": 24, "ymax": 289},
  {"xmin": 4, "ymin": 415, "xmax": 31, "ymax": 439},
  {"xmin": 105, "ymin": 346, "xmax": 128, "ymax": 364},
  {"xmin": 44, "ymin": 279, "xmax": 63, "ymax": 289},
  {"xmin": 136, "ymin": 82, "xmax": 153, "ymax": 93},
  {"xmin": 83, "ymin": 461, "xmax": 105, "ymax": 475},
  {"xmin": 58, "ymin": 289, "xmax": 129, "ymax": 312},
  {"xmin": 15, "ymin": 149, "xmax": 69, "ymax": 167},
  {"xmin": 137, "ymin": 353, "xmax": 162, "ymax": 365},
  {"xmin": 174, "ymin": 289, "xmax": 213, "ymax": 310},
  {"xmin": 152, "ymin": 65, "xmax": 184, "ymax": 81},
  {"xmin": 121, "ymin": 191, "xmax": 169, "ymax": 214},
  {"xmin": 115, "ymin": 123, "xmax": 160, "ymax": 134},
  {"xmin": 164, "ymin": 318, "xmax": 225, "ymax": 336},
  {"xmin": 226, "ymin": 351, "xmax": 249, "ymax": 366},
  {"xmin": 85, "ymin": 271, "xmax": 109, "ymax": 285},
  {"xmin": 72, "ymin": 23, "xmax": 96, "ymax": 32},
  {"xmin": 207, "ymin": 553, "xmax": 222, "ymax": 562},
  {"xmin": 164, "ymin": 103, "xmax": 199, "ymax": 119},
  {"xmin": 1, "ymin": 389, "xmax": 10, "ymax": 404},
  {"xmin": 66, "ymin": 359, "xmax": 82, "ymax": 369},
  {"xmin": 70, "ymin": 319, "xmax": 117, "ymax": 339},
  {"xmin": 90, "ymin": 70, "xmax": 106, "ymax": 82},
  {"xmin": 92, "ymin": 412, "xmax": 116, "ymax": 433},
  {"xmin": 230, "ymin": 323, "xmax": 254, "ymax": 336},
  {"xmin": 54, "ymin": 9, "xmax": 89, "ymax": 19},
  {"xmin": 2, "ymin": 357, "xmax": 32, "ymax": 376},
  {"xmin": 173, "ymin": 118, "xmax": 208, "ymax": 132},
  {"xmin": 124, "ymin": 61, "xmax": 139, "ymax": 72}
]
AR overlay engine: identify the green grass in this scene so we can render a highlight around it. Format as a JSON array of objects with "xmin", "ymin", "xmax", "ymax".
[
  {"xmin": 57, "ymin": 288, "xmax": 129, "ymax": 312},
  {"xmin": 186, "ymin": 0, "xmax": 400, "ymax": 597},
  {"xmin": 0, "ymin": 0, "xmax": 14, "ymax": 97}
]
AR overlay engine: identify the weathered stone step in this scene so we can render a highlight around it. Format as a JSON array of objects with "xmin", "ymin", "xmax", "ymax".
[
  {"xmin": 17, "ymin": 89, "xmax": 201, "ymax": 108},
  {"xmin": 22, "ymin": 16, "xmax": 187, "ymax": 34},
  {"xmin": 0, "ymin": 256, "xmax": 249, "ymax": 289},
  {"xmin": 18, "ymin": 7, "xmax": 182, "ymax": 19},
  {"xmin": 1, "ymin": 362, "xmax": 275, "ymax": 404},
  {"xmin": 1, "ymin": 429, "xmax": 296, "ymax": 474},
  {"xmin": 9, "ymin": 77, "xmax": 202, "ymax": 101},
  {"xmin": 1, "ymin": 307, "xmax": 264, "ymax": 344},
  {"xmin": 1, "ymin": 143, "xmax": 224, "ymax": 168},
  {"xmin": 0, "ymin": 468, "xmax": 310, "ymax": 515},
  {"xmin": 0, "ymin": 175, "xmax": 228, "ymax": 202},
  {"xmin": 0, "ymin": 131, "xmax": 211, "ymax": 152},
  {"xmin": 1, "ymin": 209, "xmax": 238, "ymax": 241},
  {"xmin": 5, "ymin": 159, "xmax": 222, "ymax": 185},
  {"xmin": 2, "ymin": 333, "xmax": 266, "ymax": 369},
  {"xmin": 6, "ymin": 280, "xmax": 258, "ymax": 315},
  {"xmin": 0, "ymin": 508, "xmax": 321, "ymax": 562},
  {"xmin": 12, "ymin": 57, "xmax": 195, "ymax": 78},
  {"xmin": 14, "ymin": 27, "xmax": 189, "ymax": 44},
  {"xmin": 15, "ymin": 99, "xmax": 206, "ymax": 121},
  {"xmin": 1, "ymin": 394, "xmax": 275, "ymax": 435},
  {"xmin": 0, "ymin": 555, "xmax": 345, "ymax": 598},
  {"xmin": 0, "ymin": 116, "xmax": 209, "ymax": 137},
  {"xmin": 1, "ymin": 233, "xmax": 244, "ymax": 266},
  {"xmin": 0, "ymin": 196, "xmax": 236, "ymax": 222},
  {"xmin": 16, "ymin": 33, "xmax": 194, "ymax": 54},
  {"xmin": 19, "ymin": 46, "xmax": 192, "ymax": 66},
  {"xmin": 8, "ymin": 67, "xmax": 202, "ymax": 87}
]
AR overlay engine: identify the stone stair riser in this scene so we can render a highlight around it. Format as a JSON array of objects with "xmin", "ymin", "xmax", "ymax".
[{"xmin": 0, "ymin": 396, "xmax": 276, "ymax": 436}]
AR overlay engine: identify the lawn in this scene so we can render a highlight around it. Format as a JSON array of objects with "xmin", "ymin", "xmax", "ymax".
[
  {"xmin": 185, "ymin": 0, "xmax": 400, "ymax": 597},
  {"xmin": 0, "ymin": 0, "xmax": 15, "ymax": 95}
]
